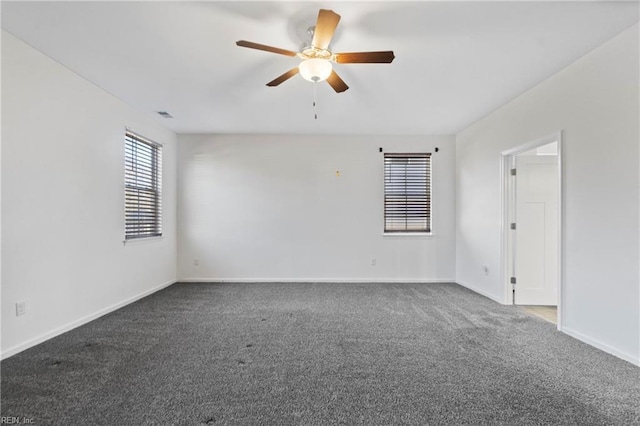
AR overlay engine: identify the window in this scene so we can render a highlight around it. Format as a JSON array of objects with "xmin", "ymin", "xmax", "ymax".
[
  {"xmin": 124, "ymin": 131, "xmax": 162, "ymax": 239},
  {"xmin": 384, "ymin": 153, "xmax": 431, "ymax": 233}
]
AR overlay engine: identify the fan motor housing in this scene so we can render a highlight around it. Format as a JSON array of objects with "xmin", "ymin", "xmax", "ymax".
[{"xmin": 299, "ymin": 46, "xmax": 334, "ymax": 61}]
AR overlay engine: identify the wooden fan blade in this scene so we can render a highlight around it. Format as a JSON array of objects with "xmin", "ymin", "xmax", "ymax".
[
  {"xmin": 326, "ymin": 70, "xmax": 349, "ymax": 93},
  {"xmin": 236, "ymin": 40, "xmax": 297, "ymax": 57},
  {"xmin": 335, "ymin": 51, "xmax": 396, "ymax": 64},
  {"xmin": 312, "ymin": 9, "xmax": 341, "ymax": 50},
  {"xmin": 266, "ymin": 67, "xmax": 300, "ymax": 87}
]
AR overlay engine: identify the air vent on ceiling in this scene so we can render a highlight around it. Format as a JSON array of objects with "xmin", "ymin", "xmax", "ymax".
[{"xmin": 157, "ymin": 111, "xmax": 173, "ymax": 118}]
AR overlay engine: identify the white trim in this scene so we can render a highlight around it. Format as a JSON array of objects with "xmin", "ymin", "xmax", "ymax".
[
  {"xmin": 500, "ymin": 131, "xmax": 563, "ymax": 329},
  {"xmin": 178, "ymin": 278, "xmax": 456, "ymax": 284},
  {"xmin": 1, "ymin": 279, "xmax": 176, "ymax": 360},
  {"xmin": 456, "ymin": 280, "xmax": 504, "ymax": 304},
  {"xmin": 382, "ymin": 233, "xmax": 434, "ymax": 238},
  {"xmin": 500, "ymin": 131, "xmax": 562, "ymax": 156},
  {"xmin": 123, "ymin": 235, "xmax": 164, "ymax": 245},
  {"xmin": 382, "ymin": 151, "xmax": 434, "ymax": 236},
  {"xmin": 499, "ymin": 153, "xmax": 514, "ymax": 306},
  {"xmin": 124, "ymin": 127, "xmax": 163, "ymax": 147},
  {"xmin": 561, "ymin": 326, "xmax": 640, "ymax": 367},
  {"xmin": 556, "ymin": 136, "xmax": 563, "ymax": 330}
]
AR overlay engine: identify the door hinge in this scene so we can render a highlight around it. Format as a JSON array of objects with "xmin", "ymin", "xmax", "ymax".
[
  {"xmin": 511, "ymin": 168, "xmax": 517, "ymax": 176},
  {"xmin": 510, "ymin": 222, "xmax": 516, "ymax": 230},
  {"xmin": 510, "ymin": 277, "xmax": 517, "ymax": 284}
]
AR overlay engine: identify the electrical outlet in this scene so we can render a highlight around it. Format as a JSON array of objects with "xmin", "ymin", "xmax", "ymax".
[
  {"xmin": 371, "ymin": 258, "xmax": 377, "ymax": 266},
  {"xmin": 16, "ymin": 301, "xmax": 26, "ymax": 317},
  {"xmin": 193, "ymin": 258, "xmax": 199, "ymax": 266}
]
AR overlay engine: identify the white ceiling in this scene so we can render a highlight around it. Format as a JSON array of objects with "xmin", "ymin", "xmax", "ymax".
[{"xmin": 2, "ymin": 1, "xmax": 638, "ymax": 135}]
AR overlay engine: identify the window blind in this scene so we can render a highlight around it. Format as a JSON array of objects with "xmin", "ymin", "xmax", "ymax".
[
  {"xmin": 384, "ymin": 153, "xmax": 431, "ymax": 233},
  {"xmin": 125, "ymin": 131, "xmax": 162, "ymax": 239}
]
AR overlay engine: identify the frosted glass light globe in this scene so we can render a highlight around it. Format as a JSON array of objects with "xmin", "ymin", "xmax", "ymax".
[{"xmin": 298, "ymin": 58, "xmax": 332, "ymax": 82}]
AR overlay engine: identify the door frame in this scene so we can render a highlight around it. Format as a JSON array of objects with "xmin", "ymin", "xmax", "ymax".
[{"xmin": 500, "ymin": 131, "xmax": 563, "ymax": 329}]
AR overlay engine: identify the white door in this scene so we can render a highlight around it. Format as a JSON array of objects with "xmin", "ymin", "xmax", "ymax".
[{"xmin": 514, "ymin": 151, "xmax": 558, "ymax": 305}]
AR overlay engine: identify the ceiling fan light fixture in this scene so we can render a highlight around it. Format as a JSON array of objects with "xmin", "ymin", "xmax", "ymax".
[
  {"xmin": 236, "ymin": 9, "xmax": 394, "ymax": 93},
  {"xmin": 299, "ymin": 58, "xmax": 332, "ymax": 82}
]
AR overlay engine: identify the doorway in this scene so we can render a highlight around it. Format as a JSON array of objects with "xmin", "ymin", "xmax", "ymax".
[{"xmin": 502, "ymin": 132, "xmax": 562, "ymax": 328}]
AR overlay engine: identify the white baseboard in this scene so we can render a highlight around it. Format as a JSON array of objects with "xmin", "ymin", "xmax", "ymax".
[
  {"xmin": 178, "ymin": 278, "xmax": 457, "ymax": 284},
  {"xmin": 5, "ymin": 278, "xmax": 637, "ymax": 367},
  {"xmin": 561, "ymin": 326, "xmax": 640, "ymax": 367},
  {"xmin": 1, "ymin": 279, "xmax": 176, "ymax": 360},
  {"xmin": 455, "ymin": 281, "xmax": 639, "ymax": 367},
  {"xmin": 455, "ymin": 280, "xmax": 505, "ymax": 304}
]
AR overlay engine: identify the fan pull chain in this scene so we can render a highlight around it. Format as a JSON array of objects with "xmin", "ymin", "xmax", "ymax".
[{"xmin": 313, "ymin": 81, "xmax": 318, "ymax": 120}]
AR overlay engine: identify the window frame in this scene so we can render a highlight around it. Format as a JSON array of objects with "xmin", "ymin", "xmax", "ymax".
[
  {"xmin": 124, "ymin": 130, "xmax": 163, "ymax": 240},
  {"xmin": 383, "ymin": 152, "xmax": 432, "ymax": 235}
]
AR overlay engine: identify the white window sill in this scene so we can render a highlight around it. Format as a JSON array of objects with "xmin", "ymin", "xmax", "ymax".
[
  {"xmin": 123, "ymin": 236, "xmax": 164, "ymax": 245},
  {"xmin": 383, "ymin": 232, "xmax": 434, "ymax": 237}
]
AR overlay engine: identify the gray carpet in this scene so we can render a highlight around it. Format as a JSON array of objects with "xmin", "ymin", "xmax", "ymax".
[{"xmin": 2, "ymin": 282, "xmax": 639, "ymax": 425}]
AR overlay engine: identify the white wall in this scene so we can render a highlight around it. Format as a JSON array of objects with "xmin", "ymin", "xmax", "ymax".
[
  {"xmin": 178, "ymin": 134, "xmax": 455, "ymax": 282},
  {"xmin": 456, "ymin": 24, "xmax": 639, "ymax": 364},
  {"xmin": 1, "ymin": 32, "xmax": 178, "ymax": 358}
]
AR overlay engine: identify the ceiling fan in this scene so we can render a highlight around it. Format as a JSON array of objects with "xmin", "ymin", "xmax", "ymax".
[{"xmin": 236, "ymin": 9, "xmax": 395, "ymax": 93}]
